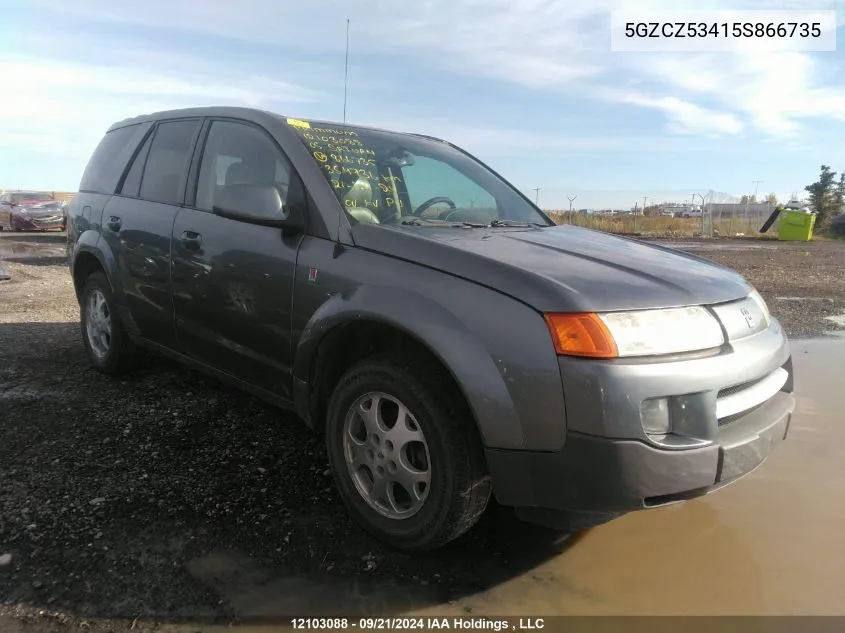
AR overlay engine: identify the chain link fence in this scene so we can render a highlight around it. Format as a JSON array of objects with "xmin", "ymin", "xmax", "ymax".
[{"xmin": 527, "ymin": 189, "xmax": 782, "ymax": 239}]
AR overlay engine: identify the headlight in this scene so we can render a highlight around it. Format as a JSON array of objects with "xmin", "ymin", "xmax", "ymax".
[
  {"xmin": 747, "ymin": 288, "xmax": 771, "ymax": 326},
  {"xmin": 545, "ymin": 306, "xmax": 725, "ymax": 358}
]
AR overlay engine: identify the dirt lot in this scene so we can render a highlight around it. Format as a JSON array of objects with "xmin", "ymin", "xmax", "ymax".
[
  {"xmin": 656, "ymin": 237, "xmax": 845, "ymax": 338},
  {"xmin": 1, "ymin": 232, "xmax": 844, "ymax": 631}
]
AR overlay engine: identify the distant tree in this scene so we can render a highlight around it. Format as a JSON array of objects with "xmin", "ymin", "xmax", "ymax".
[
  {"xmin": 740, "ymin": 194, "xmax": 749, "ymax": 204},
  {"xmin": 805, "ymin": 165, "xmax": 838, "ymax": 225},
  {"xmin": 765, "ymin": 192, "xmax": 778, "ymax": 205},
  {"xmin": 834, "ymin": 173, "xmax": 845, "ymax": 216}
]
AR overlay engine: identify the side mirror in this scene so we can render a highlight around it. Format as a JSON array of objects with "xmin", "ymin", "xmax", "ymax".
[{"xmin": 213, "ymin": 183, "xmax": 306, "ymax": 232}]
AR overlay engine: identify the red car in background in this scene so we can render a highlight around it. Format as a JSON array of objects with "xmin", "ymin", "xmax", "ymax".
[{"xmin": 0, "ymin": 191, "xmax": 66, "ymax": 231}]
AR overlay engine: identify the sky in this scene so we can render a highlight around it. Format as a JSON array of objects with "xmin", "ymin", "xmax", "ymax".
[{"xmin": 0, "ymin": 0, "xmax": 844, "ymax": 209}]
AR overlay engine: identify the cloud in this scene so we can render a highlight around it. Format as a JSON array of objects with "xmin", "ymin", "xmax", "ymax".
[
  {"xmin": 633, "ymin": 49, "xmax": 845, "ymax": 136},
  {"xmin": 613, "ymin": 92, "xmax": 744, "ymax": 136},
  {"xmin": 351, "ymin": 116, "xmax": 726, "ymax": 153},
  {"xmin": 4, "ymin": 0, "xmax": 845, "ymax": 162},
  {"xmin": 0, "ymin": 55, "xmax": 325, "ymax": 157}
]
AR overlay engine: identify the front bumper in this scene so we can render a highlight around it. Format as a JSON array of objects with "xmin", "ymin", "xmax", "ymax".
[
  {"xmin": 486, "ymin": 321, "xmax": 794, "ymax": 514},
  {"xmin": 13, "ymin": 214, "xmax": 64, "ymax": 230},
  {"xmin": 486, "ymin": 390, "xmax": 792, "ymax": 513}
]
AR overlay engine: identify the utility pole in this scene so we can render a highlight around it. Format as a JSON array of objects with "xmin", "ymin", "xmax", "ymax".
[
  {"xmin": 692, "ymin": 192, "xmax": 706, "ymax": 235},
  {"xmin": 567, "ymin": 195, "xmax": 578, "ymax": 224},
  {"xmin": 343, "ymin": 19, "xmax": 350, "ymax": 124},
  {"xmin": 751, "ymin": 180, "xmax": 763, "ymax": 232},
  {"xmin": 532, "ymin": 187, "xmax": 541, "ymax": 207}
]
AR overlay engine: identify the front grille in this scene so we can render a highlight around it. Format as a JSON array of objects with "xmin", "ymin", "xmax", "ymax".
[
  {"xmin": 716, "ymin": 364, "xmax": 790, "ymax": 423},
  {"xmin": 718, "ymin": 403, "xmax": 765, "ymax": 426},
  {"xmin": 718, "ymin": 375, "xmax": 767, "ymax": 399}
]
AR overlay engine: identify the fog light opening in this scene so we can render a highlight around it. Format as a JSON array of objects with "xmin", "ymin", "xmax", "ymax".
[{"xmin": 641, "ymin": 397, "xmax": 671, "ymax": 435}]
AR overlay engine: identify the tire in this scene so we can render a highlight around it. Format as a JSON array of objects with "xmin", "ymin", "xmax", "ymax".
[
  {"xmin": 325, "ymin": 353, "xmax": 491, "ymax": 551},
  {"xmin": 79, "ymin": 272, "xmax": 137, "ymax": 375}
]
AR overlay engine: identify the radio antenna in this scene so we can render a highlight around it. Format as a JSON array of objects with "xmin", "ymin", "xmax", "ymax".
[
  {"xmin": 343, "ymin": 18, "xmax": 350, "ymax": 124},
  {"xmin": 333, "ymin": 18, "xmax": 351, "ymax": 259}
]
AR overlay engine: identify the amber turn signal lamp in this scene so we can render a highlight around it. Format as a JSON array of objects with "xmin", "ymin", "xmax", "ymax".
[{"xmin": 544, "ymin": 313, "xmax": 619, "ymax": 358}]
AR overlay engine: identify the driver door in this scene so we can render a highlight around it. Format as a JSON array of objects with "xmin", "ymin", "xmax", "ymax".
[{"xmin": 171, "ymin": 118, "xmax": 304, "ymax": 399}]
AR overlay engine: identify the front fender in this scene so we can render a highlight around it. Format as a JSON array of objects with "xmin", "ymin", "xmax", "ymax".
[{"xmin": 292, "ymin": 285, "xmax": 526, "ymax": 449}]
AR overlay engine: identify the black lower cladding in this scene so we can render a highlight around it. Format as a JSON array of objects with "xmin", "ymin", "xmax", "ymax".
[{"xmin": 485, "ymin": 390, "xmax": 794, "ymax": 514}]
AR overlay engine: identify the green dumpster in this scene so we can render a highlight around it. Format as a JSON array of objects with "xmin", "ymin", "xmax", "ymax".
[{"xmin": 778, "ymin": 209, "xmax": 816, "ymax": 241}]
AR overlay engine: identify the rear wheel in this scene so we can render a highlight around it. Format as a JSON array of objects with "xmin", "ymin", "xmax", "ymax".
[
  {"xmin": 325, "ymin": 353, "xmax": 491, "ymax": 551},
  {"xmin": 80, "ymin": 272, "xmax": 137, "ymax": 374}
]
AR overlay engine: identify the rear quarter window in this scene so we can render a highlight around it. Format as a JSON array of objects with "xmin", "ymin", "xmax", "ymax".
[{"xmin": 79, "ymin": 123, "xmax": 153, "ymax": 194}]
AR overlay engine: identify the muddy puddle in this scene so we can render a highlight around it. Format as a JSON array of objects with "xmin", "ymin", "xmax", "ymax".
[
  {"xmin": 141, "ymin": 339, "xmax": 844, "ymax": 625},
  {"xmin": 0, "ymin": 234, "xmax": 66, "ymax": 263}
]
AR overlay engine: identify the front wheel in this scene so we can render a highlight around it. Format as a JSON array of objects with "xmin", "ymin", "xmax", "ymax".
[{"xmin": 325, "ymin": 354, "xmax": 491, "ymax": 551}]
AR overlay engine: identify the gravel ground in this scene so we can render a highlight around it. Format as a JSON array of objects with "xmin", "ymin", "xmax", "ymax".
[
  {"xmin": 0, "ymin": 231, "xmax": 843, "ymax": 631},
  {"xmin": 655, "ymin": 237, "xmax": 845, "ymax": 338}
]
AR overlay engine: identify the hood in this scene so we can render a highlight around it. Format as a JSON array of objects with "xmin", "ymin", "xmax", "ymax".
[
  {"xmin": 352, "ymin": 223, "xmax": 751, "ymax": 312},
  {"xmin": 16, "ymin": 199, "xmax": 55, "ymax": 208}
]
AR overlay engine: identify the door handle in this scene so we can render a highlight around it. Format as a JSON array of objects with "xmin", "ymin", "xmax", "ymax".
[
  {"xmin": 180, "ymin": 230, "xmax": 202, "ymax": 250},
  {"xmin": 106, "ymin": 216, "xmax": 122, "ymax": 232}
]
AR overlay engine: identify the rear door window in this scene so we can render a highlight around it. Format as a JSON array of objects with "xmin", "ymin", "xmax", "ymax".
[
  {"xmin": 119, "ymin": 132, "xmax": 154, "ymax": 198},
  {"xmin": 139, "ymin": 120, "xmax": 201, "ymax": 205},
  {"xmin": 79, "ymin": 123, "xmax": 151, "ymax": 194}
]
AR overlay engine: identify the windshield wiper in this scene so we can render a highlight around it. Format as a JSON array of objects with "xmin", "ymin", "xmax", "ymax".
[
  {"xmin": 401, "ymin": 217, "xmax": 486, "ymax": 228},
  {"xmin": 488, "ymin": 219, "xmax": 547, "ymax": 228}
]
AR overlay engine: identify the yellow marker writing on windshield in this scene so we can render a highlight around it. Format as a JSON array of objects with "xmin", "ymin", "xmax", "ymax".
[{"xmin": 286, "ymin": 118, "xmax": 311, "ymax": 129}]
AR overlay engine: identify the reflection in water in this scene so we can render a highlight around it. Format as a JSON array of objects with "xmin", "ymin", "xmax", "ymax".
[
  {"xmin": 411, "ymin": 501, "xmax": 762, "ymax": 616},
  {"xmin": 0, "ymin": 237, "xmax": 66, "ymax": 261}
]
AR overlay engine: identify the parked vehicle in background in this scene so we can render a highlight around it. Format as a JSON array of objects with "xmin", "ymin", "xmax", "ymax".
[
  {"xmin": 61, "ymin": 199, "xmax": 71, "ymax": 231},
  {"xmin": 681, "ymin": 208, "xmax": 703, "ymax": 218},
  {"xmin": 830, "ymin": 213, "xmax": 845, "ymax": 237},
  {"xmin": 67, "ymin": 106, "xmax": 795, "ymax": 551},
  {"xmin": 0, "ymin": 191, "xmax": 64, "ymax": 231},
  {"xmin": 660, "ymin": 208, "xmax": 677, "ymax": 217},
  {"xmin": 784, "ymin": 200, "xmax": 810, "ymax": 211}
]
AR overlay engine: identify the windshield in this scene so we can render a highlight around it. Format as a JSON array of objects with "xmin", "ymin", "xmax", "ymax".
[
  {"xmin": 286, "ymin": 119, "xmax": 551, "ymax": 227},
  {"xmin": 11, "ymin": 192, "xmax": 54, "ymax": 202}
]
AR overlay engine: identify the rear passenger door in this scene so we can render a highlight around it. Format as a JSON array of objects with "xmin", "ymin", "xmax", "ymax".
[
  {"xmin": 171, "ymin": 118, "xmax": 304, "ymax": 399},
  {"xmin": 101, "ymin": 118, "xmax": 201, "ymax": 349}
]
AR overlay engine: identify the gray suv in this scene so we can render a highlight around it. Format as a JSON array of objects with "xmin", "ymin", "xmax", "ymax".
[{"xmin": 67, "ymin": 107, "xmax": 795, "ymax": 551}]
